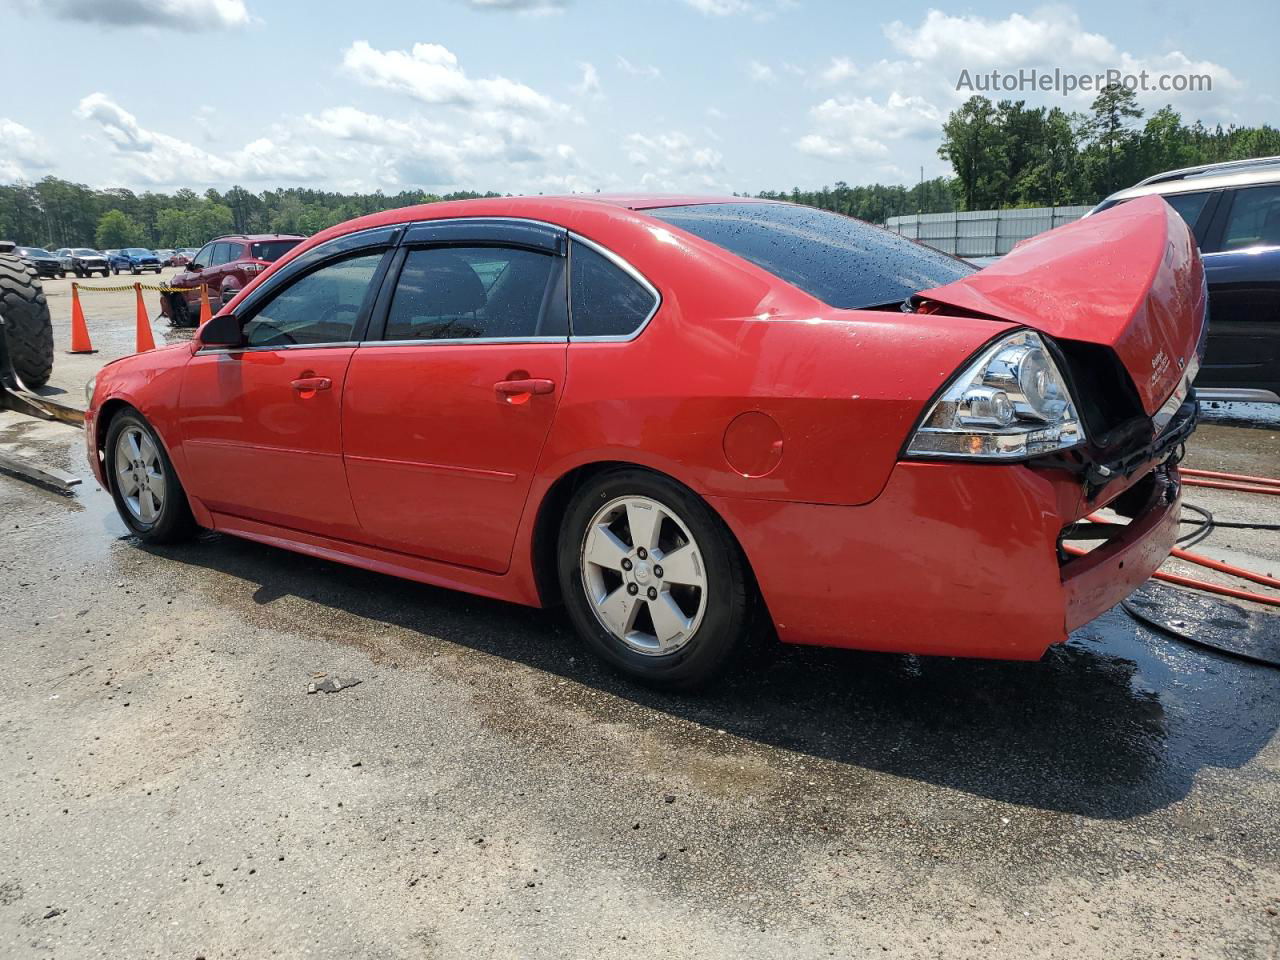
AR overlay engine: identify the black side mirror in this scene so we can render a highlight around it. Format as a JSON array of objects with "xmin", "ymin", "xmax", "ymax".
[{"xmin": 197, "ymin": 313, "xmax": 243, "ymax": 349}]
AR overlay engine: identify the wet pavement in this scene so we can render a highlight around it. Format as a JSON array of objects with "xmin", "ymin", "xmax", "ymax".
[{"xmin": 0, "ymin": 321, "xmax": 1278, "ymax": 956}]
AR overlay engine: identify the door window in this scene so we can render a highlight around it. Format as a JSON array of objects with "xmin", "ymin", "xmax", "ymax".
[
  {"xmin": 191, "ymin": 244, "xmax": 214, "ymax": 269},
  {"xmin": 383, "ymin": 246, "xmax": 557, "ymax": 341},
  {"xmin": 221, "ymin": 242, "xmax": 244, "ymax": 264},
  {"xmin": 569, "ymin": 241, "xmax": 658, "ymax": 337},
  {"xmin": 242, "ymin": 252, "xmax": 385, "ymax": 348},
  {"xmin": 1219, "ymin": 186, "xmax": 1280, "ymax": 251}
]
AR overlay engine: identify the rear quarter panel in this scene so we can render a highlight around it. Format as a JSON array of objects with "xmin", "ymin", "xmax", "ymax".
[{"xmin": 545, "ymin": 267, "xmax": 1012, "ymax": 507}]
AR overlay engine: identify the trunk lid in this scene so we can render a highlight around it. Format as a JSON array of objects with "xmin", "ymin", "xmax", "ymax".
[{"xmin": 917, "ymin": 195, "xmax": 1206, "ymax": 416}]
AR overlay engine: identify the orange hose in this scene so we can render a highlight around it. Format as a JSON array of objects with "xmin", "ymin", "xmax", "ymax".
[
  {"xmin": 1146, "ymin": 569, "xmax": 1280, "ymax": 607},
  {"xmin": 1182, "ymin": 478, "xmax": 1280, "ymax": 496},
  {"xmin": 1170, "ymin": 546, "xmax": 1280, "ymax": 589},
  {"xmin": 1181, "ymin": 467, "xmax": 1280, "ymax": 487}
]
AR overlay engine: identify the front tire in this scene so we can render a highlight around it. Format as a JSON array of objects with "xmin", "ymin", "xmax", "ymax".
[
  {"xmin": 104, "ymin": 410, "xmax": 197, "ymax": 544},
  {"xmin": 558, "ymin": 468, "xmax": 753, "ymax": 690}
]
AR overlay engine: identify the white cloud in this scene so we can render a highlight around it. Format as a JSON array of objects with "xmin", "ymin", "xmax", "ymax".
[
  {"xmin": 573, "ymin": 62, "xmax": 603, "ymax": 98},
  {"xmin": 819, "ymin": 57, "xmax": 858, "ymax": 85},
  {"xmin": 747, "ymin": 60, "xmax": 776, "ymax": 84},
  {"xmin": 616, "ymin": 56, "xmax": 662, "ymax": 80},
  {"xmin": 463, "ymin": 0, "xmax": 567, "ymax": 12},
  {"xmin": 0, "ymin": 119, "xmax": 54, "ymax": 181},
  {"xmin": 341, "ymin": 41, "xmax": 563, "ymax": 117},
  {"xmin": 16, "ymin": 0, "xmax": 251, "ymax": 30},
  {"xmin": 75, "ymin": 93, "xmax": 325, "ymax": 185},
  {"xmin": 795, "ymin": 92, "xmax": 943, "ymax": 160},
  {"xmin": 879, "ymin": 9, "xmax": 1239, "ymax": 113},
  {"xmin": 624, "ymin": 131, "xmax": 725, "ymax": 190},
  {"xmin": 683, "ymin": 0, "xmax": 753, "ymax": 13}
]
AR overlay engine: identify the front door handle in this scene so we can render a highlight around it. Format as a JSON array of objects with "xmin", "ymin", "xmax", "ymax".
[
  {"xmin": 291, "ymin": 376, "xmax": 332, "ymax": 393},
  {"xmin": 494, "ymin": 378, "xmax": 556, "ymax": 400}
]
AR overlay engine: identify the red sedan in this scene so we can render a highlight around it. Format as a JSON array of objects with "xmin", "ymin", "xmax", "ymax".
[{"xmin": 85, "ymin": 195, "xmax": 1205, "ymax": 688}]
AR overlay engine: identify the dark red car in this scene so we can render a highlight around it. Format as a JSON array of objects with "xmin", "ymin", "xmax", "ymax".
[
  {"xmin": 85, "ymin": 195, "xmax": 1204, "ymax": 689},
  {"xmin": 162, "ymin": 234, "xmax": 303, "ymax": 326}
]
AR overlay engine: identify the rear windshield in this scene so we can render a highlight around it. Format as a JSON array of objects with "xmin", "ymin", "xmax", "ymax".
[
  {"xmin": 251, "ymin": 240, "xmax": 302, "ymax": 262},
  {"xmin": 646, "ymin": 202, "xmax": 974, "ymax": 309}
]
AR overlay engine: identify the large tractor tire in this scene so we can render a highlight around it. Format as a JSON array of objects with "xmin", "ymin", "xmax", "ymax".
[{"xmin": 0, "ymin": 252, "xmax": 55, "ymax": 388}]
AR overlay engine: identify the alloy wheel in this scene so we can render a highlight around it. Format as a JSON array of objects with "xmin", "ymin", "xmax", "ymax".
[
  {"xmin": 113, "ymin": 425, "xmax": 165, "ymax": 524},
  {"xmin": 580, "ymin": 495, "xmax": 708, "ymax": 656}
]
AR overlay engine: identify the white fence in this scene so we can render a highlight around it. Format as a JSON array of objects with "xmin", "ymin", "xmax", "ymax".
[{"xmin": 883, "ymin": 205, "xmax": 1094, "ymax": 258}]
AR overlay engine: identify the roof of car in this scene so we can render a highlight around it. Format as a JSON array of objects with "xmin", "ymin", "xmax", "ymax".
[
  {"xmin": 211, "ymin": 234, "xmax": 306, "ymax": 242},
  {"xmin": 1101, "ymin": 162, "xmax": 1280, "ymax": 205}
]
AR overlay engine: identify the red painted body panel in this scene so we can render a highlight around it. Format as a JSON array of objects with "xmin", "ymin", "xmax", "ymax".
[
  {"xmin": 83, "ymin": 193, "xmax": 1205, "ymax": 662},
  {"xmin": 177, "ymin": 346, "xmax": 361, "ymax": 535},
  {"xmin": 711, "ymin": 460, "xmax": 1180, "ymax": 659},
  {"xmin": 342, "ymin": 342, "xmax": 568, "ymax": 573},
  {"xmin": 920, "ymin": 196, "xmax": 1205, "ymax": 415}
]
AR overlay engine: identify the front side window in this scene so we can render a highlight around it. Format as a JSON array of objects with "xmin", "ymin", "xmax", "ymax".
[
  {"xmin": 384, "ymin": 246, "xmax": 556, "ymax": 341},
  {"xmin": 648, "ymin": 201, "xmax": 973, "ymax": 310},
  {"xmin": 569, "ymin": 242, "xmax": 656, "ymax": 338},
  {"xmin": 242, "ymin": 252, "xmax": 384, "ymax": 348},
  {"xmin": 1219, "ymin": 186, "xmax": 1280, "ymax": 251}
]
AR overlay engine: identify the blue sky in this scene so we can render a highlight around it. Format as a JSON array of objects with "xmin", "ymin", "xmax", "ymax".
[{"xmin": 3, "ymin": 0, "xmax": 1277, "ymax": 194}]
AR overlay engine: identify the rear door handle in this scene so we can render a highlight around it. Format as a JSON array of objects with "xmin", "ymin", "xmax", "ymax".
[
  {"xmin": 494, "ymin": 378, "xmax": 556, "ymax": 399},
  {"xmin": 291, "ymin": 376, "xmax": 332, "ymax": 392}
]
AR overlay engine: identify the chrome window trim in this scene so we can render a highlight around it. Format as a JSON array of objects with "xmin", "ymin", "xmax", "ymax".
[
  {"xmin": 352, "ymin": 335, "xmax": 572, "ymax": 349},
  {"xmin": 195, "ymin": 341, "xmax": 360, "ymax": 356},
  {"xmin": 566, "ymin": 231, "xmax": 661, "ymax": 343}
]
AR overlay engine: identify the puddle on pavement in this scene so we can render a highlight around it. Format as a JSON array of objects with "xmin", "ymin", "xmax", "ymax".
[{"xmin": 1198, "ymin": 400, "xmax": 1280, "ymax": 431}]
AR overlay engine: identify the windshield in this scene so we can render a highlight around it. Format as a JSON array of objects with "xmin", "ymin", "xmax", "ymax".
[
  {"xmin": 646, "ymin": 202, "xmax": 974, "ymax": 309},
  {"xmin": 18, "ymin": 247, "xmax": 52, "ymax": 257},
  {"xmin": 250, "ymin": 240, "xmax": 302, "ymax": 262},
  {"xmin": 123, "ymin": 248, "xmax": 153, "ymax": 256},
  {"xmin": 72, "ymin": 249, "xmax": 98, "ymax": 256}
]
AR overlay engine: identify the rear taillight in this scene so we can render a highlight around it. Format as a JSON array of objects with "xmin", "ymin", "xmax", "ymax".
[{"xmin": 242, "ymin": 262, "xmax": 266, "ymax": 275}]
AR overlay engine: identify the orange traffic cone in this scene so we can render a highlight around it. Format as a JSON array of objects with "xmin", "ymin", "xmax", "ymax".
[
  {"xmin": 134, "ymin": 283, "xmax": 156, "ymax": 353},
  {"xmin": 198, "ymin": 284, "xmax": 213, "ymax": 326},
  {"xmin": 67, "ymin": 283, "xmax": 97, "ymax": 354}
]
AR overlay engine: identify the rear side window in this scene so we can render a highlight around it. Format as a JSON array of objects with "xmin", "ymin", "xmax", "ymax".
[
  {"xmin": 1219, "ymin": 185, "xmax": 1280, "ymax": 251},
  {"xmin": 1160, "ymin": 191, "xmax": 1212, "ymax": 231},
  {"xmin": 252, "ymin": 240, "xmax": 302, "ymax": 262},
  {"xmin": 384, "ymin": 246, "xmax": 557, "ymax": 341},
  {"xmin": 222, "ymin": 242, "xmax": 244, "ymax": 262},
  {"xmin": 569, "ymin": 241, "xmax": 657, "ymax": 337},
  {"xmin": 243, "ymin": 252, "xmax": 384, "ymax": 347},
  {"xmin": 647, "ymin": 202, "xmax": 973, "ymax": 309}
]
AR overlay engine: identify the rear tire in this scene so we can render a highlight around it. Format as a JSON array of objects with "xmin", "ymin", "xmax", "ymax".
[
  {"xmin": 0, "ymin": 253, "xmax": 54, "ymax": 388},
  {"xmin": 557, "ymin": 468, "xmax": 753, "ymax": 690},
  {"xmin": 104, "ymin": 409, "xmax": 197, "ymax": 544}
]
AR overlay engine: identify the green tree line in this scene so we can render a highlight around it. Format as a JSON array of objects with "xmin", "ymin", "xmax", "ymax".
[
  {"xmin": 756, "ymin": 87, "xmax": 1278, "ymax": 216},
  {"xmin": 2, "ymin": 86, "xmax": 1277, "ymax": 247}
]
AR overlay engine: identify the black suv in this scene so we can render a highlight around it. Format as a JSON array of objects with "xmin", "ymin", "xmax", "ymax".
[{"xmin": 1092, "ymin": 156, "xmax": 1280, "ymax": 403}]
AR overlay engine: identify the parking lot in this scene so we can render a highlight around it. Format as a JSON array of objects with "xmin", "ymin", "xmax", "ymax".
[{"xmin": 1, "ymin": 277, "xmax": 1278, "ymax": 958}]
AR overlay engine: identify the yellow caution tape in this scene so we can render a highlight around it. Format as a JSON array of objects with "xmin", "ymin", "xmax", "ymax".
[{"xmin": 73, "ymin": 282, "xmax": 207, "ymax": 295}]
